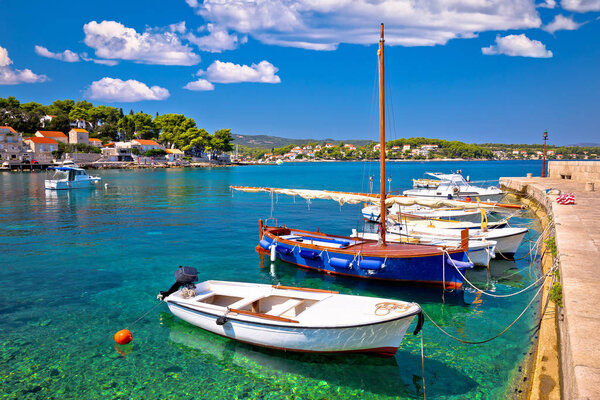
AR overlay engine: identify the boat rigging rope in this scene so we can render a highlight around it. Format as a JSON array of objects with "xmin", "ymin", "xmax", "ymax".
[
  {"xmin": 444, "ymin": 249, "xmax": 557, "ymax": 298},
  {"xmin": 423, "ymin": 273, "xmax": 548, "ymax": 344}
]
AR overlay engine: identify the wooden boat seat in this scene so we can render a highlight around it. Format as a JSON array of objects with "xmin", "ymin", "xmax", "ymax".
[
  {"xmin": 265, "ymin": 299, "xmax": 303, "ymax": 316},
  {"xmin": 228, "ymin": 295, "xmax": 266, "ymax": 311}
]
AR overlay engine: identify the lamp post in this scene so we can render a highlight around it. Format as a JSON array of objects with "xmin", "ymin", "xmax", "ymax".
[{"xmin": 542, "ymin": 130, "xmax": 548, "ymax": 178}]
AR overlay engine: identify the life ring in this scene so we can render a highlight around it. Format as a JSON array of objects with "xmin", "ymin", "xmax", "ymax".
[{"xmin": 452, "ymin": 186, "xmax": 459, "ymax": 193}]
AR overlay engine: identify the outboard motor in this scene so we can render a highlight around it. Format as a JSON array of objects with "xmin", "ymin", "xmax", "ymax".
[{"xmin": 157, "ymin": 266, "xmax": 198, "ymax": 300}]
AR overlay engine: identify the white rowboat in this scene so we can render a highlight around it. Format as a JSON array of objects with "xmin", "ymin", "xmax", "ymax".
[{"xmin": 163, "ymin": 279, "xmax": 421, "ymax": 357}]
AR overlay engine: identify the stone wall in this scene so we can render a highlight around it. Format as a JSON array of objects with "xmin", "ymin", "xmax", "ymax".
[
  {"xmin": 548, "ymin": 161, "xmax": 600, "ymax": 184},
  {"xmin": 64, "ymin": 153, "xmax": 102, "ymax": 163}
]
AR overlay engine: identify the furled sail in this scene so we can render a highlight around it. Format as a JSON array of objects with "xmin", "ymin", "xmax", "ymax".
[{"xmin": 230, "ymin": 186, "xmax": 523, "ymax": 210}]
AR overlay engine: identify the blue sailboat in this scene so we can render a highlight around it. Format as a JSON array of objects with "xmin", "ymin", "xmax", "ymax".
[{"xmin": 255, "ymin": 24, "xmax": 473, "ymax": 289}]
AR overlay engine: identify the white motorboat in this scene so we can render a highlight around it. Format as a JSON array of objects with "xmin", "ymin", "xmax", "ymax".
[
  {"xmin": 351, "ymin": 229, "xmax": 497, "ymax": 267},
  {"xmin": 159, "ymin": 267, "xmax": 422, "ymax": 357},
  {"xmin": 388, "ymin": 223, "xmax": 528, "ymax": 259},
  {"xmin": 45, "ymin": 166, "xmax": 101, "ymax": 190},
  {"xmin": 362, "ymin": 203, "xmax": 482, "ymax": 223},
  {"xmin": 403, "ymin": 172, "xmax": 503, "ymax": 202}
]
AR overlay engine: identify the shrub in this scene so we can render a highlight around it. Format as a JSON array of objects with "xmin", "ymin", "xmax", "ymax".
[
  {"xmin": 549, "ymin": 282, "xmax": 563, "ymax": 307},
  {"xmin": 144, "ymin": 148, "xmax": 167, "ymax": 157}
]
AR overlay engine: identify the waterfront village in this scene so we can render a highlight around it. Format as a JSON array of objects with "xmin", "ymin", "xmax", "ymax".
[
  {"xmin": 0, "ymin": 121, "xmax": 231, "ymax": 169},
  {"xmin": 1, "ymin": 97, "xmax": 597, "ymax": 168},
  {"xmin": 2, "ymin": 122, "xmax": 597, "ymax": 169}
]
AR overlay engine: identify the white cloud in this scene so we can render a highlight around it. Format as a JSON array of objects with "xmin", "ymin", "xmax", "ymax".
[
  {"xmin": 86, "ymin": 77, "xmax": 170, "ymax": 102},
  {"xmin": 169, "ymin": 21, "xmax": 187, "ymax": 34},
  {"xmin": 201, "ymin": 60, "xmax": 281, "ymax": 83},
  {"xmin": 0, "ymin": 46, "xmax": 48, "ymax": 85},
  {"xmin": 0, "ymin": 46, "xmax": 10, "ymax": 67},
  {"xmin": 561, "ymin": 0, "xmax": 600, "ymax": 12},
  {"xmin": 187, "ymin": 0, "xmax": 542, "ymax": 50},
  {"xmin": 482, "ymin": 34, "xmax": 553, "ymax": 58},
  {"xmin": 83, "ymin": 20, "xmax": 200, "ymax": 65},
  {"xmin": 183, "ymin": 78, "xmax": 215, "ymax": 91},
  {"xmin": 80, "ymin": 53, "xmax": 119, "ymax": 66},
  {"xmin": 538, "ymin": 0, "xmax": 556, "ymax": 8},
  {"xmin": 34, "ymin": 46, "xmax": 80, "ymax": 62},
  {"xmin": 543, "ymin": 15, "xmax": 582, "ymax": 33},
  {"xmin": 186, "ymin": 24, "xmax": 247, "ymax": 53}
]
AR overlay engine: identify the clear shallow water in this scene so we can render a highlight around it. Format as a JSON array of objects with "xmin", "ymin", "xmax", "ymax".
[{"xmin": 1, "ymin": 161, "xmax": 543, "ymax": 399}]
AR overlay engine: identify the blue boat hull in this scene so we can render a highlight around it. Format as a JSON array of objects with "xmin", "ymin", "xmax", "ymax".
[{"xmin": 259, "ymin": 228, "xmax": 472, "ymax": 289}]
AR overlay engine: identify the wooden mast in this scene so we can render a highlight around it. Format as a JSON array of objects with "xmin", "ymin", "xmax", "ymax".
[{"xmin": 378, "ymin": 23, "xmax": 386, "ymax": 246}]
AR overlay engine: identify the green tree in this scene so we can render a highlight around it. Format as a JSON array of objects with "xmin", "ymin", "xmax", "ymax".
[
  {"xmin": 154, "ymin": 113, "xmax": 197, "ymax": 147},
  {"xmin": 183, "ymin": 128, "xmax": 212, "ymax": 155},
  {"xmin": 68, "ymin": 100, "xmax": 94, "ymax": 123},
  {"xmin": 132, "ymin": 112, "xmax": 157, "ymax": 139},
  {"xmin": 117, "ymin": 115, "xmax": 136, "ymax": 140},
  {"xmin": 0, "ymin": 96, "xmax": 20, "ymax": 109},
  {"xmin": 47, "ymin": 99, "xmax": 75, "ymax": 116},
  {"xmin": 45, "ymin": 114, "xmax": 71, "ymax": 133},
  {"xmin": 211, "ymin": 129, "xmax": 233, "ymax": 154},
  {"xmin": 21, "ymin": 102, "xmax": 47, "ymax": 115},
  {"xmin": 96, "ymin": 122, "xmax": 119, "ymax": 141}
]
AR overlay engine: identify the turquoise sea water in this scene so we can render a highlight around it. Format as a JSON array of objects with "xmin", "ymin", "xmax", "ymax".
[{"xmin": 1, "ymin": 160, "xmax": 544, "ymax": 399}]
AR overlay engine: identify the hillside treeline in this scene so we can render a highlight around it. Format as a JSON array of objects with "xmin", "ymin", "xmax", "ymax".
[{"xmin": 0, "ymin": 96, "xmax": 233, "ymax": 154}]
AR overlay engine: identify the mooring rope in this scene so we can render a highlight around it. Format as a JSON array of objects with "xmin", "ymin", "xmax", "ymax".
[
  {"xmin": 422, "ymin": 273, "xmax": 548, "ymax": 344},
  {"xmin": 420, "ymin": 328, "xmax": 426, "ymax": 400},
  {"xmin": 126, "ymin": 299, "xmax": 164, "ymax": 330},
  {"xmin": 444, "ymin": 249, "xmax": 557, "ymax": 298}
]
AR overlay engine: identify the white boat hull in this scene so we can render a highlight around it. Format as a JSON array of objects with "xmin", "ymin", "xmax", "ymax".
[
  {"xmin": 353, "ymin": 230, "xmax": 496, "ymax": 267},
  {"xmin": 165, "ymin": 280, "xmax": 420, "ymax": 356},
  {"xmin": 402, "ymin": 189, "xmax": 503, "ymax": 203},
  {"xmin": 392, "ymin": 225, "xmax": 528, "ymax": 259},
  {"xmin": 362, "ymin": 204, "xmax": 482, "ymax": 223},
  {"xmin": 45, "ymin": 178, "xmax": 98, "ymax": 190},
  {"xmin": 168, "ymin": 302, "xmax": 415, "ymax": 354}
]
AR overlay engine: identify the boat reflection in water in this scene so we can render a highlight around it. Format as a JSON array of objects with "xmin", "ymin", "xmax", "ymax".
[{"xmin": 163, "ymin": 312, "xmax": 476, "ymax": 398}]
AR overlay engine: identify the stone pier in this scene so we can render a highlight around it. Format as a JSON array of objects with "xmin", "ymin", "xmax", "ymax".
[{"xmin": 500, "ymin": 162, "xmax": 600, "ymax": 400}]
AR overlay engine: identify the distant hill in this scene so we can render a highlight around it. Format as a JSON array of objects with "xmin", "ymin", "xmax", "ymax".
[
  {"xmin": 232, "ymin": 134, "xmax": 373, "ymax": 149},
  {"xmin": 569, "ymin": 142, "xmax": 600, "ymax": 147}
]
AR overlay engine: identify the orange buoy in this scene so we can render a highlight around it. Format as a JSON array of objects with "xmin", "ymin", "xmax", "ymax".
[
  {"xmin": 465, "ymin": 196, "xmax": 472, "ymax": 202},
  {"xmin": 114, "ymin": 329, "xmax": 133, "ymax": 345}
]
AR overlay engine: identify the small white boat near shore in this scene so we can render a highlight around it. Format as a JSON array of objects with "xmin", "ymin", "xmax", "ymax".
[
  {"xmin": 160, "ymin": 267, "xmax": 422, "ymax": 356},
  {"xmin": 45, "ymin": 165, "xmax": 101, "ymax": 190}
]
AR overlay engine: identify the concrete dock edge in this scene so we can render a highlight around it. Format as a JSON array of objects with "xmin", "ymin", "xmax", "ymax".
[{"xmin": 500, "ymin": 171, "xmax": 600, "ymax": 400}]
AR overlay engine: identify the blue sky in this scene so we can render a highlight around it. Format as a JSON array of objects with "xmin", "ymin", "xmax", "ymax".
[{"xmin": 0, "ymin": 0, "xmax": 598, "ymax": 145}]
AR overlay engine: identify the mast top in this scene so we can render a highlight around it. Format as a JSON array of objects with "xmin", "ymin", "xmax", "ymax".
[{"xmin": 380, "ymin": 23, "xmax": 384, "ymax": 41}]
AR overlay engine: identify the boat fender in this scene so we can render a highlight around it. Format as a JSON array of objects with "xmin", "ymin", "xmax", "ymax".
[
  {"xmin": 358, "ymin": 259, "xmax": 384, "ymax": 270},
  {"xmin": 413, "ymin": 312, "xmax": 424, "ymax": 335},
  {"xmin": 216, "ymin": 315, "xmax": 228, "ymax": 326},
  {"xmin": 447, "ymin": 194, "xmax": 453, "ymax": 200},
  {"xmin": 299, "ymin": 249, "xmax": 320, "ymax": 259},
  {"xmin": 330, "ymin": 257, "xmax": 352, "ymax": 269},
  {"xmin": 259, "ymin": 239, "xmax": 271, "ymax": 251},
  {"xmin": 445, "ymin": 257, "xmax": 474, "ymax": 270},
  {"xmin": 270, "ymin": 244, "xmax": 277, "ymax": 262},
  {"xmin": 275, "ymin": 245, "xmax": 292, "ymax": 255}
]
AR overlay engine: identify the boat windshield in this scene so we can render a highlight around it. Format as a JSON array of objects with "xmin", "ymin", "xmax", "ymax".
[{"xmin": 47, "ymin": 169, "xmax": 69, "ymax": 180}]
